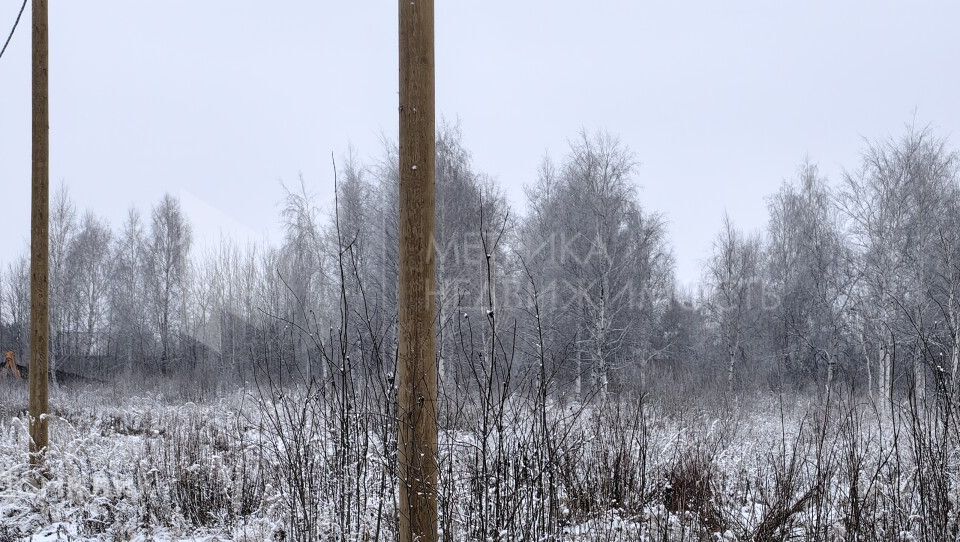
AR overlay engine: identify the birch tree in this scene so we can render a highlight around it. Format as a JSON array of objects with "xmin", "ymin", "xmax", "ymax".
[
  {"xmin": 144, "ymin": 194, "xmax": 192, "ymax": 375},
  {"xmin": 523, "ymin": 131, "xmax": 672, "ymax": 399},
  {"xmin": 706, "ymin": 214, "xmax": 761, "ymax": 395},
  {"xmin": 108, "ymin": 209, "xmax": 148, "ymax": 371},
  {"xmin": 65, "ymin": 213, "xmax": 112, "ymax": 357},
  {"xmin": 766, "ymin": 162, "xmax": 852, "ymax": 390},
  {"xmin": 841, "ymin": 127, "xmax": 959, "ymax": 401}
]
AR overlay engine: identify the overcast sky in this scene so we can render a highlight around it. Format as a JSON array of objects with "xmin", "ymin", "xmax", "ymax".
[{"xmin": 1, "ymin": 1, "xmax": 958, "ymax": 288}]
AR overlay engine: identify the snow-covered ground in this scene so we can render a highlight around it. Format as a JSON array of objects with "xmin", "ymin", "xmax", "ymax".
[{"xmin": 1, "ymin": 382, "xmax": 955, "ymax": 541}]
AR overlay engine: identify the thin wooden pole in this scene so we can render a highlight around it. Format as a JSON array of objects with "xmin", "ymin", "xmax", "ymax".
[
  {"xmin": 397, "ymin": 0, "xmax": 437, "ymax": 539},
  {"xmin": 29, "ymin": 0, "xmax": 50, "ymax": 469}
]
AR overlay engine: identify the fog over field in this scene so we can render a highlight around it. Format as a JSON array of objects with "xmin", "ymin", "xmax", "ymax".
[{"xmin": 2, "ymin": 1, "xmax": 960, "ymax": 541}]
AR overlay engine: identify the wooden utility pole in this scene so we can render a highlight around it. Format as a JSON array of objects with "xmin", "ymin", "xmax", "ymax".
[
  {"xmin": 397, "ymin": 0, "xmax": 437, "ymax": 540},
  {"xmin": 29, "ymin": 0, "xmax": 50, "ymax": 469}
]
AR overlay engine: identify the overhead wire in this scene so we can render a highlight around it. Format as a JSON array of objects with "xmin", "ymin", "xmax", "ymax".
[{"xmin": 0, "ymin": 0, "xmax": 29, "ymax": 62}]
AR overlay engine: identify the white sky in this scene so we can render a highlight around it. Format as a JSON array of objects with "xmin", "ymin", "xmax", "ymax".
[{"xmin": 1, "ymin": 1, "xmax": 958, "ymax": 288}]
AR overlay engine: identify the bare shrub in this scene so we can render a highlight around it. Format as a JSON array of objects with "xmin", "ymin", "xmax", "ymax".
[{"xmin": 138, "ymin": 411, "xmax": 264, "ymax": 529}]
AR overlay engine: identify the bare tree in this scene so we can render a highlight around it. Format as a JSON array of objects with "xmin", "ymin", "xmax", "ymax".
[
  {"xmin": 841, "ymin": 126, "xmax": 960, "ymax": 402},
  {"xmin": 65, "ymin": 213, "xmax": 112, "ymax": 357},
  {"xmin": 144, "ymin": 194, "xmax": 192, "ymax": 375},
  {"xmin": 706, "ymin": 214, "xmax": 761, "ymax": 395},
  {"xmin": 766, "ymin": 161, "xmax": 853, "ymax": 391},
  {"xmin": 108, "ymin": 209, "xmax": 148, "ymax": 372},
  {"xmin": 3, "ymin": 258, "xmax": 30, "ymax": 362},
  {"xmin": 279, "ymin": 178, "xmax": 327, "ymax": 380},
  {"xmin": 522, "ymin": 131, "xmax": 672, "ymax": 400},
  {"xmin": 49, "ymin": 184, "xmax": 76, "ymax": 365}
]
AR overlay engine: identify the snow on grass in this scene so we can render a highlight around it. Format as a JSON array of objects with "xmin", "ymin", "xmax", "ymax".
[{"xmin": 0, "ymin": 381, "xmax": 954, "ymax": 540}]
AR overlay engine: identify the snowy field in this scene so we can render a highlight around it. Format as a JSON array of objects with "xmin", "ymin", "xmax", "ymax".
[
  {"xmin": 3, "ymin": 122, "xmax": 960, "ymax": 541},
  {"xmin": 2, "ymin": 380, "xmax": 955, "ymax": 541},
  {"xmin": 3, "ymin": 0, "xmax": 960, "ymax": 538}
]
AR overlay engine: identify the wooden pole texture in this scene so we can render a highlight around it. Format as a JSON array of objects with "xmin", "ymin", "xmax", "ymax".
[
  {"xmin": 397, "ymin": 0, "xmax": 437, "ymax": 540},
  {"xmin": 29, "ymin": 0, "xmax": 50, "ymax": 468}
]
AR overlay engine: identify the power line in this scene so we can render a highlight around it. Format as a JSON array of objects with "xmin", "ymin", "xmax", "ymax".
[{"xmin": 0, "ymin": 0, "xmax": 28, "ymax": 62}]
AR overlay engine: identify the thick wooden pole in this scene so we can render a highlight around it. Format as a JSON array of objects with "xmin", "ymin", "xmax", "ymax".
[
  {"xmin": 29, "ymin": 0, "xmax": 50, "ymax": 468},
  {"xmin": 397, "ymin": 0, "xmax": 437, "ymax": 540}
]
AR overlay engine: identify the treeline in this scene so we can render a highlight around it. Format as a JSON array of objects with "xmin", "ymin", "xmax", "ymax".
[{"xmin": 1, "ymin": 123, "xmax": 958, "ymax": 400}]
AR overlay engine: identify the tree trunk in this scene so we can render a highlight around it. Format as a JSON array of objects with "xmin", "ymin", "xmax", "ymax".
[
  {"xmin": 594, "ymin": 228, "xmax": 609, "ymax": 404},
  {"xmin": 879, "ymin": 342, "xmax": 889, "ymax": 404},
  {"xmin": 574, "ymin": 330, "xmax": 582, "ymax": 403},
  {"xmin": 397, "ymin": 0, "xmax": 437, "ymax": 540},
  {"xmin": 637, "ymin": 345, "xmax": 647, "ymax": 391},
  {"xmin": 29, "ymin": 0, "xmax": 50, "ymax": 469},
  {"xmin": 913, "ymin": 341, "xmax": 925, "ymax": 407},
  {"xmin": 952, "ymin": 331, "xmax": 960, "ymax": 392},
  {"xmin": 826, "ymin": 353, "xmax": 835, "ymax": 391},
  {"xmin": 859, "ymin": 330, "xmax": 872, "ymax": 399},
  {"xmin": 949, "ymin": 289, "xmax": 960, "ymax": 388},
  {"xmin": 727, "ymin": 341, "xmax": 738, "ymax": 396},
  {"xmin": 594, "ymin": 313, "xmax": 607, "ymax": 404},
  {"xmin": 886, "ymin": 333, "xmax": 896, "ymax": 409}
]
